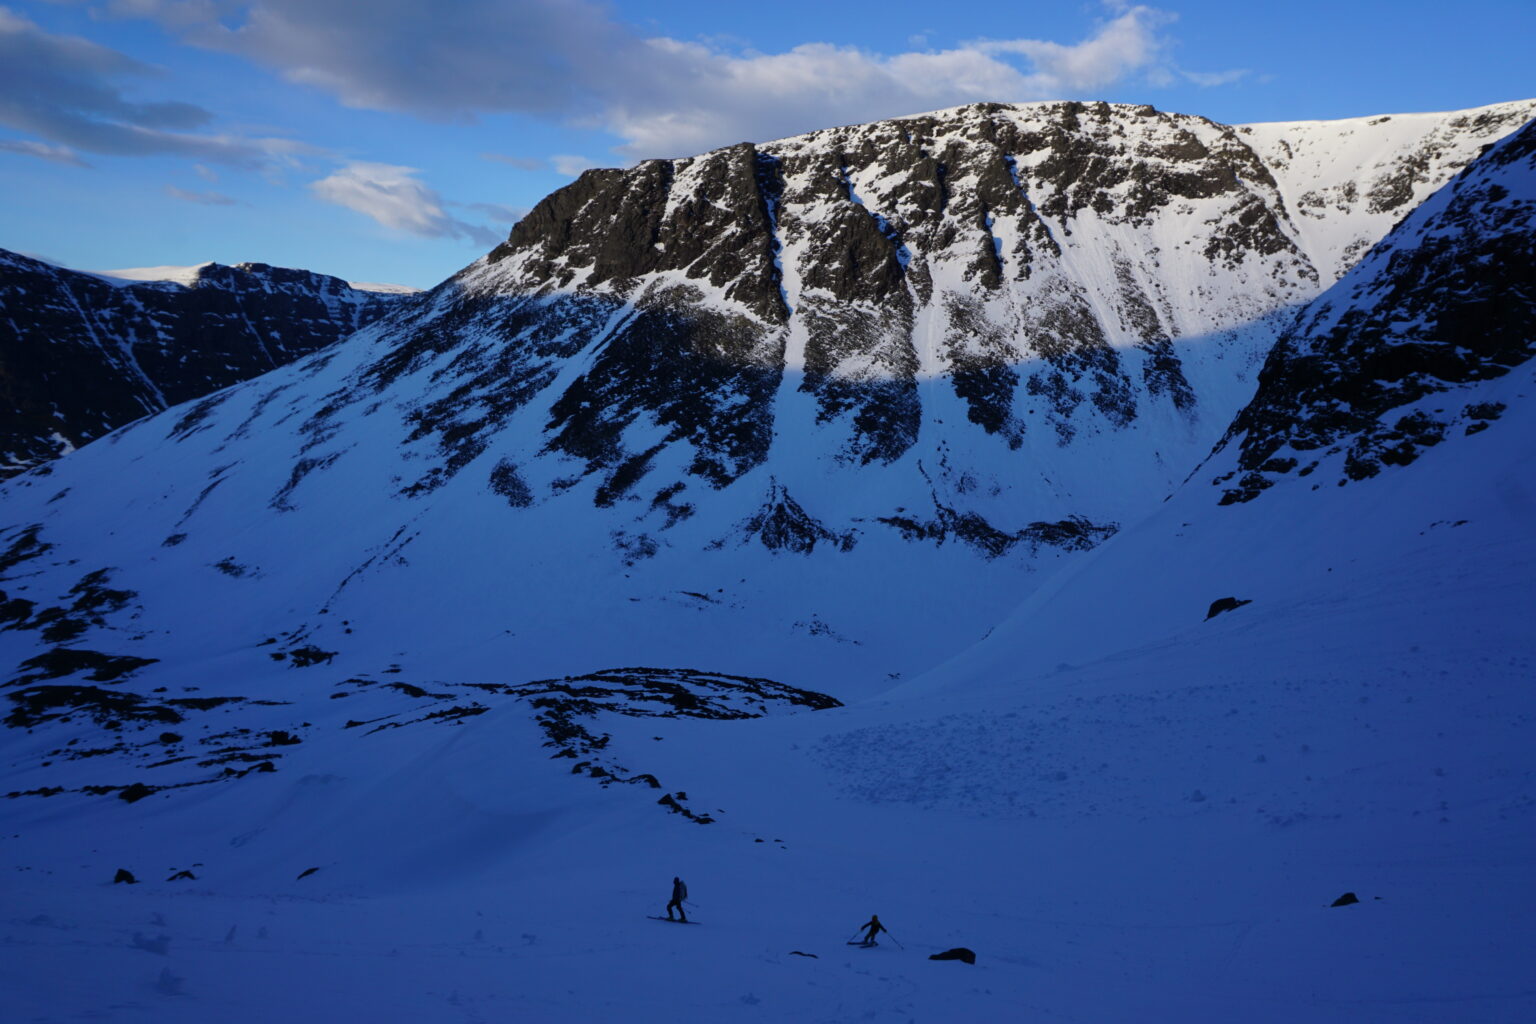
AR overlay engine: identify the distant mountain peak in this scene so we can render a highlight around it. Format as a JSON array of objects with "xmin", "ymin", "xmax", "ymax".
[{"xmin": 0, "ymin": 247, "xmax": 415, "ymax": 476}]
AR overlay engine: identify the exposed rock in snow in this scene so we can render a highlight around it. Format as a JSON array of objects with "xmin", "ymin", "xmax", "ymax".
[{"xmin": 1212, "ymin": 118, "xmax": 1536, "ymax": 504}]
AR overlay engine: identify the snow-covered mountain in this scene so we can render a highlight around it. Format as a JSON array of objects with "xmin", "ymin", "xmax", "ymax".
[
  {"xmin": 1, "ymin": 101, "xmax": 1534, "ymax": 1022},
  {"xmin": 0, "ymin": 249, "xmax": 417, "ymax": 476},
  {"xmin": 0, "ymin": 101, "xmax": 1529, "ymax": 699}
]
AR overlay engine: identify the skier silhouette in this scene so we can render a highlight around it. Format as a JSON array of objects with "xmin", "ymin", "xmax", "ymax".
[
  {"xmin": 857, "ymin": 914, "xmax": 886, "ymax": 946},
  {"xmin": 666, "ymin": 876, "xmax": 689, "ymax": 922}
]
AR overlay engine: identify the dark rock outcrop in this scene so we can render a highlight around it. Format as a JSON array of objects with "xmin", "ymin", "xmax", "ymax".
[
  {"xmin": 740, "ymin": 482, "xmax": 856, "ymax": 554},
  {"xmin": 1214, "ymin": 120, "xmax": 1536, "ymax": 504},
  {"xmin": 1205, "ymin": 597, "xmax": 1253, "ymax": 620},
  {"xmin": 0, "ymin": 249, "xmax": 412, "ymax": 475}
]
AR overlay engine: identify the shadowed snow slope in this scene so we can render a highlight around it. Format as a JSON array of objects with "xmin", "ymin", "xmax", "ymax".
[{"xmin": 1, "ymin": 105, "xmax": 1534, "ymax": 1023}]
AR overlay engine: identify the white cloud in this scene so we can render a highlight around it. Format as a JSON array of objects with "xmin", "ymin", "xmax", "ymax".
[
  {"xmin": 598, "ymin": 37, "xmax": 1042, "ymax": 158},
  {"xmin": 973, "ymin": 6, "xmax": 1172, "ymax": 91},
  {"xmin": 460, "ymin": 200, "xmax": 527, "ymax": 224},
  {"xmin": 110, "ymin": 1, "xmax": 1210, "ymax": 160},
  {"xmin": 550, "ymin": 154, "xmax": 598, "ymax": 177},
  {"xmin": 592, "ymin": 7, "xmax": 1171, "ymax": 159},
  {"xmin": 309, "ymin": 162, "xmax": 503, "ymax": 247},
  {"xmin": 1183, "ymin": 68, "xmax": 1250, "ymax": 88}
]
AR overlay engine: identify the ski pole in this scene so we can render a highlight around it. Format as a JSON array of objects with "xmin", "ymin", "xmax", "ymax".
[{"xmin": 885, "ymin": 930, "xmax": 904, "ymax": 950}]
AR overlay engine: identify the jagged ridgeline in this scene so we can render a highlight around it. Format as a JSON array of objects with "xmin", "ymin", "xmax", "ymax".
[
  {"xmin": 0, "ymin": 99, "xmax": 1531, "ymax": 715},
  {"xmin": 355, "ymin": 99, "xmax": 1531, "ymax": 530},
  {"xmin": 458, "ymin": 99, "xmax": 1313, "ymax": 487},
  {"xmin": 0, "ymin": 250, "xmax": 414, "ymax": 476}
]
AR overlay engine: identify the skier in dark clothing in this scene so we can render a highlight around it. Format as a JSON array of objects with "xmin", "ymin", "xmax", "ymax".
[
  {"xmin": 666, "ymin": 877, "xmax": 688, "ymax": 922},
  {"xmin": 857, "ymin": 914, "xmax": 885, "ymax": 946}
]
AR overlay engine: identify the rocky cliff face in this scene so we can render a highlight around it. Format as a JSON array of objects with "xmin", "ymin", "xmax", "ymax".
[
  {"xmin": 471, "ymin": 100, "xmax": 1310, "ymax": 495},
  {"xmin": 1212, "ymin": 118, "xmax": 1536, "ymax": 505},
  {"xmin": 387, "ymin": 98, "xmax": 1528, "ymax": 539},
  {"xmin": 0, "ymin": 250, "xmax": 413, "ymax": 475}
]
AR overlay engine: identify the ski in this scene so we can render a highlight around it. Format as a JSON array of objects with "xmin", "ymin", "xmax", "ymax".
[{"xmin": 646, "ymin": 916, "xmax": 700, "ymax": 924}]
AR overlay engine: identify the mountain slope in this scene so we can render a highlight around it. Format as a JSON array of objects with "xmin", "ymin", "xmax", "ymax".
[
  {"xmin": 1240, "ymin": 100, "xmax": 1535, "ymax": 281},
  {"xmin": 1217, "ymin": 116, "xmax": 1536, "ymax": 503},
  {"xmin": 1, "ymin": 111, "xmax": 1533, "ymax": 1024},
  {"xmin": 0, "ymin": 103, "xmax": 1528, "ymax": 704},
  {"xmin": 0, "ymin": 249, "xmax": 415, "ymax": 475}
]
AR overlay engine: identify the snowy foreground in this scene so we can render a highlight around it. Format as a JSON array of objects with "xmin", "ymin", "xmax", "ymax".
[{"xmin": 3, "ymin": 359, "xmax": 1533, "ymax": 1023}]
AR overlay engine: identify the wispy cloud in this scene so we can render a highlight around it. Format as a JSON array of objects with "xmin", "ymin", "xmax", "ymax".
[
  {"xmin": 0, "ymin": 7, "xmax": 307, "ymax": 166},
  {"xmin": 971, "ymin": 6, "xmax": 1173, "ymax": 90},
  {"xmin": 1182, "ymin": 68, "xmax": 1249, "ymax": 88},
  {"xmin": 309, "ymin": 161, "xmax": 503, "ymax": 247},
  {"xmin": 119, "ymin": 0, "xmax": 622, "ymax": 119},
  {"xmin": 0, "ymin": 137, "xmax": 90, "ymax": 166},
  {"xmin": 600, "ymin": 10, "xmax": 1168, "ymax": 159},
  {"xmin": 460, "ymin": 200, "xmax": 527, "ymax": 224},
  {"xmin": 165, "ymin": 183, "xmax": 238, "ymax": 205},
  {"xmin": 550, "ymin": 154, "xmax": 598, "ymax": 177},
  {"xmin": 111, "ymin": 1, "xmax": 1207, "ymax": 160}
]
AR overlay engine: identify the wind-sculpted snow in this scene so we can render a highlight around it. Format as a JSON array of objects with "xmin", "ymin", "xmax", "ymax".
[
  {"xmin": 0, "ymin": 249, "xmax": 412, "ymax": 476},
  {"xmin": 1212, "ymin": 117, "xmax": 1536, "ymax": 505}
]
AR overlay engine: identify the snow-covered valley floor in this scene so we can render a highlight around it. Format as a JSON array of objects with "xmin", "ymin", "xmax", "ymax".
[{"xmin": 5, "ymin": 417, "xmax": 1533, "ymax": 1023}]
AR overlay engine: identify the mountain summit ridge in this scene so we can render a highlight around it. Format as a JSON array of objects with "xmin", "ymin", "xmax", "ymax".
[{"xmin": 0, "ymin": 249, "xmax": 415, "ymax": 476}]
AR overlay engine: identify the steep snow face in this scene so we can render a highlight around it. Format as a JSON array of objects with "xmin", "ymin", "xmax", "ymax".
[
  {"xmin": 88, "ymin": 263, "xmax": 219, "ymax": 288},
  {"xmin": 478, "ymin": 100, "xmax": 1323, "ymax": 511},
  {"xmin": 1240, "ymin": 99, "xmax": 1536, "ymax": 282},
  {"xmin": 345, "ymin": 280, "xmax": 421, "ymax": 296},
  {"xmin": 0, "ymin": 249, "xmax": 415, "ymax": 475},
  {"xmin": 1212, "ymin": 117, "xmax": 1536, "ymax": 504},
  {"xmin": 898, "ymin": 114, "xmax": 1536, "ymax": 693}
]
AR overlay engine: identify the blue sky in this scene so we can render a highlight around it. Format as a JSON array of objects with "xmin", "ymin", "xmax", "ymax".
[{"xmin": 2, "ymin": 0, "xmax": 1532, "ymax": 288}]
